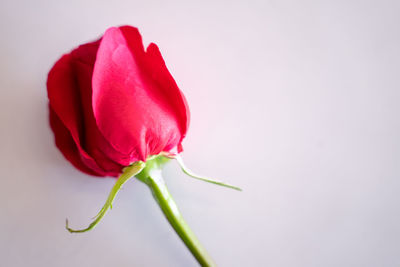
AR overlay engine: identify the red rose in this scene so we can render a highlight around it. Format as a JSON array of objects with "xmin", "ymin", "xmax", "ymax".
[
  {"xmin": 48, "ymin": 26, "xmax": 239, "ymax": 266},
  {"xmin": 47, "ymin": 26, "xmax": 190, "ymax": 177}
]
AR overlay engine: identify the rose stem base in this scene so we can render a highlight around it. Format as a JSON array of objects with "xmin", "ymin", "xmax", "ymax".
[{"xmin": 136, "ymin": 156, "xmax": 216, "ymax": 267}]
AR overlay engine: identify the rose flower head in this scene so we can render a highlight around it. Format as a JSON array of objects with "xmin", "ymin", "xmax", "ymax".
[{"xmin": 48, "ymin": 25, "xmax": 189, "ymax": 177}]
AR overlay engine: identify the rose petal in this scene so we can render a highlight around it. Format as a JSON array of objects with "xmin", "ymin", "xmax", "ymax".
[
  {"xmin": 47, "ymin": 54, "xmax": 118, "ymax": 176},
  {"xmin": 49, "ymin": 107, "xmax": 101, "ymax": 176},
  {"xmin": 92, "ymin": 27, "xmax": 185, "ymax": 161},
  {"xmin": 47, "ymin": 54, "xmax": 84, "ymax": 144},
  {"xmin": 72, "ymin": 43, "xmax": 131, "ymax": 170},
  {"xmin": 144, "ymin": 42, "xmax": 190, "ymax": 149}
]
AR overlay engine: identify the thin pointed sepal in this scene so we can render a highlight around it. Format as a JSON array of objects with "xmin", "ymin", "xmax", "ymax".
[
  {"xmin": 175, "ymin": 156, "xmax": 242, "ymax": 191},
  {"xmin": 65, "ymin": 161, "xmax": 146, "ymax": 233}
]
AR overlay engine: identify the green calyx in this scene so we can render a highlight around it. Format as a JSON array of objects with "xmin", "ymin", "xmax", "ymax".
[
  {"xmin": 65, "ymin": 154, "xmax": 240, "ymax": 266},
  {"xmin": 66, "ymin": 161, "xmax": 145, "ymax": 233},
  {"xmin": 66, "ymin": 154, "xmax": 241, "ymax": 233},
  {"xmin": 135, "ymin": 154, "xmax": 170, "ymax": 185},
  {"xmin": 175, "ymin": 155, "xmax": 242, "ymax": 191}
]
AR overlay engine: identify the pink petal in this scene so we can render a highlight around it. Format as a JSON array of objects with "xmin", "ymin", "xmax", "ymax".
[
  {"xmin": 144, "ymin": 42, "xmax": 190, "ymax": 149},
  {"xmin": 47, "ymin": 54, "xmax": 118, "ymax": 176},
  {"xmin": 92, "ymin": 27, "xmax": 187, "ymax": 161},
  {"xmin": 72, "ymin": 42, "xmax": 131, "ymax": 169},
  {"xmin": 49, "ymin": 107, "xmax": 101, "ymax": 176}
]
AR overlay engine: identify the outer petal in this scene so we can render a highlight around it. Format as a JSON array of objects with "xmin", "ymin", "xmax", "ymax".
[
  {"xmin": 144, "ymin": 42, "xmax": 190, "ymax": 148},
  {"xmin": 47, "ymin": 54, "xmax": 84, "ymax": 144},
  {"xmin": 49, "ymin": 107, "xmax": 101, "ymax": 176},
  {"xmin": 71, "ymin": 42, "xmax": 131, "ymax": 169},
  {"xmin": 92, "ymin": 27, "xmax": 185, "ymax": 161},
  {"xmin": 47, "ymin": 54, "xmax": 118, "ymax": 176},
  {"xmin": 119, "ymin": 26, "xmax": 189, "ymax": 141}
]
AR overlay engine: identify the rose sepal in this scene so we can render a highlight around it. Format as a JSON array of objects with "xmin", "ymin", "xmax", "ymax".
[{"xmin": 65, "ymin": 154, "xmax": 241, "ymax": 266}]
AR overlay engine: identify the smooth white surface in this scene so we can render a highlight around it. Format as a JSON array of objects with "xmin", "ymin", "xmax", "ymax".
[{"xmin": 1, "ymin": 0, "xmax": 400, "ymax": 266}]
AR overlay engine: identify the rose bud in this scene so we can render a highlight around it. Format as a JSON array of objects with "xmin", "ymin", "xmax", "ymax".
[{"xmin": 47, "ymin": 25, "xmax": 240, "ymax": 267}]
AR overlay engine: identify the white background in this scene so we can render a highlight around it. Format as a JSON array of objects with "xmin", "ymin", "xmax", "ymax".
[{"xmin": 1, "ymin": 0, "xmax": 399, "ymax": 266}]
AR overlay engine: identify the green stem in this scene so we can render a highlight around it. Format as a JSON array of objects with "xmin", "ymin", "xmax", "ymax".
[{"xmin": 136, "ymin": 157, "xmax": 216, "ymax": 267}]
